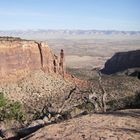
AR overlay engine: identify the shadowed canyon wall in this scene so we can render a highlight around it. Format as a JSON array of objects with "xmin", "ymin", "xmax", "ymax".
[{"xmin": 101, "ymin": 50, "xmax": 140, "ymax": 75}]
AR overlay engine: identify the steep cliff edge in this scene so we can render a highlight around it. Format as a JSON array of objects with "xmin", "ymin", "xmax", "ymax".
[
  {"xmin": 0, "ymin": 37, "xmax": 61, "ymax": 82},
  {"xmin": 101, "ymin": 50, "xmax": 140, "ymax": 76}
]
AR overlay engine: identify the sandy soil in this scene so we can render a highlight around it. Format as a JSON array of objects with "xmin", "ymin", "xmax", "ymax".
[{"xmin": 65, "ymin": 55, "xmax": 109, "ymax": 69}]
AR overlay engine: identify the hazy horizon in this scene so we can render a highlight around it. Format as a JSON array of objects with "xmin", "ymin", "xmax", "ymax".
[{"xmin": 0, "ymin": 29, "xmax": 140, "ymax": 32}]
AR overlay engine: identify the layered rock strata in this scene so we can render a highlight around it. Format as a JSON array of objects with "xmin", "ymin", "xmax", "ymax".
[{"xmin": 0, "ymin": 37, "xmax": 63, "ymax": 82}]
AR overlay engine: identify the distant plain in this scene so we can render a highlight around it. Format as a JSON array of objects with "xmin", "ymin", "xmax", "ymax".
[{"xmin": 47, "ymin": 35, "xmax": 140, "ymax": 70}]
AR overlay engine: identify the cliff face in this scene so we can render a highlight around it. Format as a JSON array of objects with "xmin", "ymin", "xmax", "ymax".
[
  {"xmin": 101, "ymin": 50, "xmax": 140, "ymax": 75},
  {"xmin": 0, "ymin": 37, "xmax": 61, "ymax": 82}
]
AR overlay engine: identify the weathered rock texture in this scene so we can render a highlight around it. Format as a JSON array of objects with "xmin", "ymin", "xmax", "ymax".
[
  {"xmin": 29, "ymin": 109, "xmax": 140, "ymax": 140},
  {"xmin": 0, "ymin": 37, "xmax": 61, "ymax": 82},
  {"xmin": 101, "ymin": 50, "xmax": 140, "ymax": 74}
]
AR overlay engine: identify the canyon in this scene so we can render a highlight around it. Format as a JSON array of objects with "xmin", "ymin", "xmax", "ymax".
[{"xmin": 0, "ymin": 37, "xmax": 140, "ymax": 140}]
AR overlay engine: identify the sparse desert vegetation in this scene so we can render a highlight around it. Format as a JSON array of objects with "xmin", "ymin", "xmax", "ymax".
[{"xmin": 0, "ymin": 36, "xmax": 140, "ymax": 139}]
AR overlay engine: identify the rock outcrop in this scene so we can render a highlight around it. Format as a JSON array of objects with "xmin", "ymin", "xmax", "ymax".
[
  {"xmin": 28, "ymin": 109, "xmax": 140, "ymax": 140},
  {"xmin": 0, "ymin": 37, "xmax": 63, "ymax": 82},
  {"xmin": 101, "ymin": 50, "xmax": 140, "ymax": 75}
]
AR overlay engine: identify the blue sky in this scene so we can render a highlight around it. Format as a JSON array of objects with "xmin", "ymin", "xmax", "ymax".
[{"xmin": 0, "ymin": 0, "xmax": 140, "ymax": 31}]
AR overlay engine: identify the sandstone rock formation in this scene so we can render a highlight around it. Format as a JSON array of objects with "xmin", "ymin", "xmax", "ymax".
[
  {"xmin": 0, "ymin": 37, "xmax": 64, "ymax": 82},
  {"xmin": 0, "ymin": 37, "xmax": 89, "ymax": 114},
  {"xmin": 101, "ymin": 50, "xmax": 140, "ymax": 75},
  {"xmin": 29, "ymin": 109, "xmax": 140, "ymax": 140}
]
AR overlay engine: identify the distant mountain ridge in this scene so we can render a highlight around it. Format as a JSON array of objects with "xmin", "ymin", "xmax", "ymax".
[{"xmin": 0, "ymin": 30, "xmax": 140, "ymax": 40}]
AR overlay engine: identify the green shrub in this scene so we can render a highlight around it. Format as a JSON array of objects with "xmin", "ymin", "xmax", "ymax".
[
  {"xmin": 32, "ymin": 111, "xmax": 42, "ymax": 120},
  {"xmin": 0, "ymin": 92, "xmax": 7, "ymax": 107},
  {"xmin": 107, "ymin": 92, "xmax": 140, "ymax": 111},
  {"xmin": 0, "ymin": 92, "xmax": 25, "ymax": 122}
]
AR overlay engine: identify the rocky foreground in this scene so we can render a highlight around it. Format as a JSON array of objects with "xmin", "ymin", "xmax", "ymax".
[
  {"xmin": 0, "ymin": 72, "xmax": 139, "ymax": 139},
  {"xmin": 28, "ymin": 109, "xmax": 140, "ymax": 140}
]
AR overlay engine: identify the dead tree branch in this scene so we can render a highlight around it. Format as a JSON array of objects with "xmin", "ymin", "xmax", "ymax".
[{"xmin": 98, "ymin": 71, "xmax": 107, "ymax": 112}]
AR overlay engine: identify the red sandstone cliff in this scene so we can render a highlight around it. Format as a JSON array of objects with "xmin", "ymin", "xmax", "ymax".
[{"xmin": 0, "ymin": 37, "xmax": 61, "ymax": 82}]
